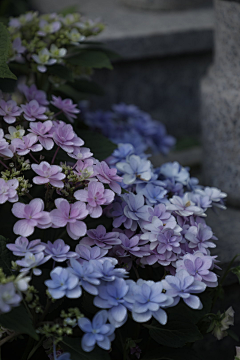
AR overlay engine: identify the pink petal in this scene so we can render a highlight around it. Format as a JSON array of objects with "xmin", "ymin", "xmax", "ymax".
[
  {"xmin": 13, "ymin": 219, "xmax": 35, "ymax": 237},
  {"xmin": 67, "ymin": 221, "xmax": 87, "ymax": 240},
  {"xmin": 12, "ymin": 202, "xmax": 26, "ymax": 218}
]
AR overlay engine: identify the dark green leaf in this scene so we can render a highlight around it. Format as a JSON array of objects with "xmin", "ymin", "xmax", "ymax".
[
  {"xmin": 56, "ymin": 84, "xmax": 85, "ymax": 102},
  {"xmin": 77, "ymin": 130, "xmax": 117, "ymax": 161},
  {"xmin": 48, "ymin": 64, "xmax": 74, "ymax": 82},
  {"xmin": 0, "ymin": 235, "xmax": 14, "ymax": 275},
  {"xmin": 0, "ymin": 22, "xmax": 17, "ymax": 80},
  {"xmin": 70, "ymin": 79, "xmax": 104, "ymax": 96},
  {"xmin": 61, "ymin": 337, "xmax": 110, "ymax": 360},
  {"xmin": 0, "ymin": 304, "xmax": 38, "ymax": 340},
  {"xmin": 227, "ymin": 329, "xmax": 239, "ymax": 341},
  {"xmin": 67, "ymin": 50, "xmax": 113, "ymax": 69},
  {"xmin": 0, "ymin": 78, "xmax": 16, "ymax": 92},
  {"xmin": 142, "ymin": 347, "xmax": 202, "ymax": 360},
  {"xmin": 146, "ymin": 318, "xmax": 203, "ymax": 348}
]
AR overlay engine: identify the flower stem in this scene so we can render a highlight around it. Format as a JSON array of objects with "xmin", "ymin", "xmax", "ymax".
[
  {"xmin": 29, "ymin": 153, "xmax": 39, "ymax": 164},
  {"xmin": 0, "ymin": 332, "xmax": 19, "ymax": 346},
  {"xmin": 51, "ymin": 146, "xmax": 60, "ymax": 165},
  {"xmin": 0, "ymin": 159, "xmax": 9, "ymax": 170}
]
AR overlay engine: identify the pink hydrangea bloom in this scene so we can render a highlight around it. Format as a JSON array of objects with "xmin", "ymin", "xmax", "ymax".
[
  {"xmin": 51, "ymin": 96, "xmax": 80, "ymax": 122},
  {"xmin": 12, "ymin": 198, "xmax": 51, "ymax": 237},
  {"xmin": 18, "ymin": 83, "xmax": 49, "ymax": 106},
  {"xmin": 68, "ymin": 147, "xmax": 93, "ymax": 160},
  {"xmin": 0, "ymin": 129, "xmax": 13, "ymax": 158},
  {"xmin": 32, "ymin": 161, "xmax": 65, "ymax": 188},
  {"xmin": 50, "ymin": 198, "xmax": 88, "ymax": 240},
  {"xmin": 21, "ymin": 100, "xmax": 47, "ymax": 121},
  {"xmin": 74, "ymin": 159, "xmax": 96, "ymax": 179},
  {"xmin": 11, "ymin": 133, "xmax": 43, "ymax": 155},
  {"xmin": 28, "ymin": 121, "xmax": 54, "ymax": 150},
  {"xmin": 95, "ymin": 161, "xmax": 122, "ymax": 195},
  {"xmin": 74, "ymin": 181, "xmax": 115, "ymax": 218},
  {"xmin": 51, "ymin": 121, "xmax": 84, "ymax": 153},
  {"xmin": 0, "ymin": 100, "xmax": 22, "ymax": 124},
  {"xmin": 0, "ymin": 178, "xmax": 18, "ymax": 204}
]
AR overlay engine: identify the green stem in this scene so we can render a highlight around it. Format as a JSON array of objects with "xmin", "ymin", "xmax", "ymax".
[
  {"xmin": 27, "ymin": 336, "xmax": 45, "ymax": 360},
  {"xmin": 21, "ymin": 336, "xmax": 35, "ymax": 360},
  {"xmin": 0, "ymin": 332, "xmax": 19, "ymax": 346},
  {"xmin": 220, "ymin": 254, "xmax": 240, "ymax": 286}
]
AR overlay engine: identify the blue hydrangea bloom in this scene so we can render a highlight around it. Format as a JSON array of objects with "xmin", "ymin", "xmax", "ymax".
[
  {"xmin": 124, "ymin": 279, "xmax": 173, "ymax": 324},
  {"xmin": 107, "ymin": 143, "xmax": 135, "ymax": 166},
  {"xmin": 139, "ymin": 183, "xmax": 167, "ymax": 206},
  {"xmin": 123, "ymin": 193, "xmax": 152, "ymax": 224},
  {"xmin": 162, "ymin": 269, "xmax": 206, "ymax": 309},
  {"xmin": 159, "ymin": 162, "xmax": 190, "ymax": 185},
  {"xmin": 78, "ymin": 310, "xmax": 115, "ymax": 352},
  {"xmin": 94, "ymin": 278, "xmax": 131, "ymax": 328},
  {"xmin": 45, "ymin": 267, "xmax": 81, "ymax": 299},
  {"xmin": 116, "ymin": 155, "xmax": 152, "ymax": 185},
  {"xmin": 94, "ymin": 259, "xmax": 128, "ymax": 282},
  {"xmin": 0, "ymin": 282, "xmax": 22, "ymax": 313},
  {"xmin": 45, "ymin": 239, "xmax": 78, "ymax": 262}
]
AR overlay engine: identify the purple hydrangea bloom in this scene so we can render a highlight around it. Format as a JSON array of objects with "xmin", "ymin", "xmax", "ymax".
[
  {"xmin": 94, "ymin": 278, "xmax": 131, "ymax": 328},
  {"xmin": 7, "ymin": 236, "xmax": 45, "ymax": 256},
  {"xmin": 32, "ymin": 161, "xmax": 66, "ymax": 188},
  {"xmin": 50, "ymin": 198, "xmax": 88, "ymax": 240},
  {"xmin": 75, "ymin": 244, "xmax": 108, "ymax": 264},
  {"xmin": 0, "ymin": 129, "xmax": 13, "ymax": 158},
  {"xmin": 78, "ymin": 310, "xmax": 115, "ymax": 352},
  {"xmin": 106, "ymin": 197, "xmax": 132, "ymax": 229},
  {"xmin": 29, "ymin": 121, "xmax": 54, "ymax": 150},
  {"xmin": 0, "ymin": 282, "xmax": 22, "ymax": 313},
  {"xmin": 74, "ymin": 182, "xmax": 115, "ymax": 218},
  {"xmin": 68, "ymin": 147, "xmax": 93, "ymax": 160},
  {"xmin": 162, "ymin": 178, "xmax": 183, "ymax": 196},
  {"xmin": 116, "ymin": 155, "xmax": 152, "ymax": 185},
  {"xmin": 184, "ymin": 223, "xmax": 217, "ymax": 254},
  {"xmin": 107, "ymin": 143, "xmax": 135, "ymax": 166},
  {"xmin": 0, "ymin": 178, "xmax": 18, "ymax": 204},
  {"xmin": 139, "ymin": 183, "xmax": 167, "ymax": 206},
  {"xmin": 159, "ymin": 162, "xmax": 190, "ymax": 185},
  {"xmin": 124, "ymin": 279, "xmax": 173, "ymax": 324},
  {"xmin": 81, "ymin": 225, "xmax": 121, "ymax": 250},
  {"xmin": 162, "ymin": 269, "xmax": 206, "ymax": 309},
  {"xmin": 190, "ymin": 192, "xmax": 212, "ymax": 212},
  {"xmin": 45, "ymin": 239, "xmax": 78, "ymax": 262},
  {"xmin": 0, "ymin": 100, "xmax": 22, "ymax": 124},
  {"xmin": 51, "ymin": 96, "xmax": 80, "ymax": 122},
  {"xmin": 45, "ymin": 267, "xmax": 81, "ymax": 299},
  {"xmin": 68, "ymin": 259, "xmax": 102, "ymax": 295},
  {"xmin": 16, "ymin": 251, "xmax": 51, "ymax": 275},
  {"xmin": 12, "ymin": 133, "xmax": 43, "ymax": 156},
  {"xmin": 51, "ymin": 121, "xmax": 84, "ymax": 153},
  {"xmin": 117, "ymin": 233, "xmax": 150, "ymax": 258},
  {"xmin": 195, "ymin": 187, "xmax": 227, "ymax": 210},
  {"xmin": 176, "ymin": 252, "xmax": 218, "ymax": 287},
  {"xmin": 95, "ymin": 161, "xmax": 122, "ymax": 195},
  {"xmin": 12, "ymin": 198, "xmax": 51, "ymax": 237},
  {"xmin": 123, "ymin": 193, "xmax": 152, "ymax": 230},
  {"xmin": 94, "ymin": 259, "xmax": 128, "ymax": 282},
  {"xmin": 18, "ymin": 83, "xmax": 49, "ymax": 106},
  {"xmin": 74, "ymin": 159, "xmax": 95, "ymax": 179},
  {"xmin": 166, "ymin": 193, "xmax": 206, "ymax": 217},
  {"xmin": 21, "ymin": 100, "xmax": 47, "ymax": 121}
]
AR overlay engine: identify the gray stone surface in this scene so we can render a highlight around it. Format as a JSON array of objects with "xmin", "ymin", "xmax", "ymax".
[
  {"xmin": 151, "ymin": 146, "xmax": 202, "ymax": 167},
  {"xmin": 121, "ymin": 0, "xmax": 212, "ymax": 11},
  {"xmin": 201, "ymin": 0, "xmax": 240, "ymax": 206}
]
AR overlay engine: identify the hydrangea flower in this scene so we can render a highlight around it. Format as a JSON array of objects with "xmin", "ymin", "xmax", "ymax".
[
  {"xmin": 74, "ymin": 159, "xmax": 95, "ymax": 180},
  {"xmin": 81, "ymin": 225, "xmax": 121, "ymax": 250},
  {"xmin": 67, "ymin": 28, "xmax": 85, "ymax": 44},
  {"xmin": 32, "ymin": 48, "xmax": 57, "ymax": 73},
  {"xmin": 94, "ymin": 278, "xmax": 131, "ymax": 327},
  {"xmin": 95, "ymin": 161, "xmax": 122, "ymax": 195},
  {"xmin": 51, "ymin": 96, "xmax": 80, "ymax": 122},
  {"xmin": 38, "ymin": 19, "xmax": 61, "ymax": 36},
  {"xmin": 124, "ymin": 279, "xmax": 173, "ymax": 324},
  {"xmin": 12, "ymin": 198, "xmax": 51, "ymax": 237},
  {"xmin": 0, "ymin": 178, "xmax": 18, "ymax": 204},
  {"xmin": 138, "ymin": 183, "xmax": 167, "ymax": 205},
  {"xmin": 68, "ymin": 259, "xmax": 102, "ymax": 295},
  {"xmin": 51, "ymin": 121, "xmax": 84, "ymax": 153},
  {"xmin": 16, "ymin": 251, "xmax": 51, "ymax": 275},
  {"xmin": 74, "ymin": 182, "xmax": 115, "ymax": 218},
  {"xmin": 122, "ymin": 193, "xmax": 152, "ymax": 230},
  {"xmin": 166, "ymin": 193, "xmax": 206, "ymax": 217},
  {"xmin": 78, "ymin": 310, "xmax": 115, "ymax": 352},
  {"xmin": 44, "ymin": 239, "xmax": 78, "ymax": 262},
  {"xmin": 184, "ymin": 223, "xmax": 217, "ymax": 254},
  {"xmin": 176, "ymin": 252, "xmax": 218, "ymax": 287},
  {"xmin": 45, "ymin": 267, "xmax": 81, "ymax": 299},
  {"xmin": 18, "ymin": 83, "xmax": 49, "ymax": 106},
  {"xmin": 159, "ymin": 162, "xmax": 190, "ymax": 185},
  {"xmin": 107, "ymin": 143, "xmax": 134, "ymax": 166},
  {"xmin": 116, "ymin": 155, "xmax": 152, "ymax": 185},
  {"xmin": 0, "ymin": 100, "xmax": 22, "ymax": 124},
  {"xmin": 5, "ymin": 126, "xmax": 25, "ymax": 140},
  {"xmin": 75, "ymin": 244, "xmax": 108, "ymax": 264},
  {"xmin": 0, "ymin": 129, "xmax": 13, "ymax": 158},
  {"xmin": 12, "ymin": 133, "xmax": 43, "ymax": 156},
  {"xmin": 94, "ymin": 259, "xmax": 128, "ymax": 282},
  {"xmin": 68, "ymin": 147, "xmax": 93, "ymax": 160},
  {"xmin": 0, "ymin": 282, "xmax": 22, "ymax": 313},
  {"xmin": 195, "ymin": 187, "xmax": 227, "ymax": 210},
  {"xmin": 162, "ymin": 269, "xmax": 206, "ymax": 309},
  {"xmin": 21, "ymin": 100, "xmax": 47, "ymax": 122},
  {"xmin": 50, "ymin": 198, "xmax": 88, "ymax": 240},
  {"xmin": 28, "ymin": 121, "xmax": 54, "ymax": 150},
  {"xmin": 7, "ymin": 236, "xmax": 45, "ymax": 256},
  {"xmin": 32, "ymin": 161, "xmax": 66, "ymax": 188},
  {"xmin": 117, "ymin": 233, "xmax": 150, "ymax": 258}
]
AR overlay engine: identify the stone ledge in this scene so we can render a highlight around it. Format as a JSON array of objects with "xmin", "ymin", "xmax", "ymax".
[{"xmin": 33, "ymin": 0, "xmax": 214, "ymax": 60}]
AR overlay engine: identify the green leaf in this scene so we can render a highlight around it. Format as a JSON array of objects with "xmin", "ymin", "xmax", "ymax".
[
  {"xmin": 0, "ymin": 22, "xmax": 17, "ymax": 80},
  {"xmin": 61, "ymin": 337, "xmax": 110, "ymax": 360},
  {"xmin": 58, "ymin": 5, "xmax": 78, "ymax": 15},
  {"xmin": 227, "ymin": 329, "xmax": 239, "ymax": 341},
  {"xmin": 146, "ymin": 318, "xmax": 203, "ymax": 348},
  {"xmin": 67, "ymin": 50, "xmax": 113, "ymax": 69},
  {"xmin": 0, "ymin": 235, "xmax": 14, "ymax": 275},
  {"xmin": 70, "ymin": 79, "xmax": 104, "ymax": 96},
  {"xmin": 142, "ymin": 347, "xmax": 202, "ymax": 360},
  {"xmin": 0, "ymin": 304, "xmax": 38, "ymax": 340},
  {"xmin": 48, "ymin": 64, "xmax": 74, "ymax": 82},
  {"xmin": 77, "ymin": 130, "xmax": 117, "ymax": 161}
]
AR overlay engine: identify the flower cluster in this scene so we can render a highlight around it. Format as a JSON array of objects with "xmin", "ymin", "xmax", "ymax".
[
  {"xmin": 82, "ymin": 103, "xmax": 176, "ymax": 155},
  {"xmin": 8, "ymin": 11, "xmax": 104, "ymax": 75}
]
